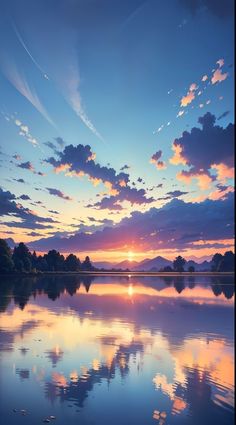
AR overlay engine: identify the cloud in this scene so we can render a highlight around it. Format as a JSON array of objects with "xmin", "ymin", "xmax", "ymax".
[
  {"xmin": 13, "ymin": 178, "xmax": 26, "ymax": 184},
  {"xmin": 0, "ymin": 187, "xmax": 58, "ymax": 229},
  {"xmin": 0, "ymin": 59, "xmax": 54, "ymax": 126},
  {"xmin": 217, "ymin": 111, "xmax": 230, "ymax": 120},
  {"xmin": 44, "ymin": 141, "xmax": 59, "ymax": 154},
  {"xmin": 169, "ymin": 112, "xmax": 234, "ymax": 187},
  {"xmin": 17, "ymin": 160, "xmax": 45, "ymax": 176},
  {"xmin": 29, "ymin": 193, "xmax": 234, "ymax": 253},
  {"xmin": 55, "ymin": 137, "xmax": 66, "ymax": 148},
  {"xmin": 211, "ymin": 68, "xmax": 228, "ymax": 84},
  {"xmin": 13, "ymin": 154, "xmax": 22, "ymax": 160},
  {"xmin": 46, "ymin": 188, "xmax": 73, "ymax": 201},
  {"xmin": 14, "ymin": 119, "xmax": 38, "ymax": 146},
  {"xmin": 120, "ymin": 164, "xmax": 130, "ymax": 171},
  {"xmin": 18, "ymin": 194, "xmax": 31, "ymax": 200},
  {"xmin": 17, "ymin": 161, "xmax": 34, "ymax": 171},
  {"xmin": 150, "ymin": 151, "xmax": 167, "ymax": 169},
  {"xmin": 216, "ymin": 58, "xmax": 224, "ymax": 68},
  {"xmin": 177, "ymin": 110, "xmax": 185, "ymax": 117},
  {"xmin": 46, "ymin": 144, "xmax": 153, "ymax": 209},
  {"xmin": 180, "ymin": 83, "xmax": 197, "ymax": 107},
  {"xmin": 202, "ymin": 75, "xmax": 208, "ymax": 82}
]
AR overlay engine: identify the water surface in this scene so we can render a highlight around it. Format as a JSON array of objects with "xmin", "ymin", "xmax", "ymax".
[{"xmin": 0, "ymin": 275, "xmax": 234, "ymax": 425}]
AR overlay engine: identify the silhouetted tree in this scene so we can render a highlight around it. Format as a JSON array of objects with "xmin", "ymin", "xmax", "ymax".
[
  {"xmin": 64, "ymin": 254, "xmax": 81, "ymax": 271},
  {"xmin": 162, "ymin": 265, "xmax": 173, "ymax": 272},
  {"xmin": 173, "ymin": 256, "xmax": 186, "ymax": 272},
  {"xmin": 31, "ymin": 251, "xmax": 38, "ymax": 270},
  {"xmin": 44, "ymin": 250, "xmax": 65, "ymax": 271},
  {"xmin": 219, "ymin": 251, "xmax": 235, "ymax": 272},
  {"xmin": 37, "ymin": 255, "xmax": 48, "ymax": 271},
  {"xmin": 211, "ymin": 253, "xmax": 223, "ymax": 271},
  {"xmin": 82, "ymin": 256, "xmax": 93, "ymax": 271},
  {"xmin": 12, "ymin": 242, "xmax": 32, "ymax": 271},
  {"xmin": 188, "ymin": 265, "xmax": 195, "ymax": 273},
  {"xmin": 0, "ymin": 239, "xmax": 14, "ymax": 273}
]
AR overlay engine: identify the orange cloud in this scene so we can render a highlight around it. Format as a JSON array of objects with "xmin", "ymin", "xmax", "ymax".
[
  {"xmin": 54, "ymin": 163, "xmax": 71, "ymax": 173},
  {"xmin": 176, "ymin": 171, "xmax": 212, "ymax": 190},
  {"xmin": 211, "ymin": 68, "xmax": 228, "ymax": 84},
  {"xmin": 211, "ymin": 163, "xmax": 234, "ymax": 183},
  {"xmin": 169, "ymin": 144, "xmax": 187, "ymax": 165},
  {"xmin": 208, "ymin": 186, "xmax": 234, "ymax": 201}
]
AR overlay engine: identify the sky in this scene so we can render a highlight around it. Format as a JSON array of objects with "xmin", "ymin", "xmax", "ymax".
[{"xmin": 0, "ymin": 0, "xmax": 234, "ymax": 262}]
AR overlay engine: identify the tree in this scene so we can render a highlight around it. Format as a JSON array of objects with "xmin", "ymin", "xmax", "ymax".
[
  {"xmin": 82, "ymin": 256, "xmax": 93, "ymax": 271},
  {"xmin": 64, "ymin": 254, "xmax": 81, "ymax": 271},
  {"xmin": 173, "ymin": 256, "xmax": 186, "ymax": 272},
  {"xmin": 44, "ymin": 250, "xmax": 65, "ymax": 271},
  {"xmin": 219, "ymin": 251, "xmax": 235, "ymax": 272},
  {"xmin": 0, "ymin": 239, "xmax": 14, "ymax": 273},
  {"xmin": 188, "ymin": 265, "xmax": 195, "ymax": 273},
  {"xmin": 211, "ymin": 253, "xmax": 223, "ymax": 272},
  {"xmin": 12, "ymin": 242, "xmax": 32, "ymax": 271},
  {"xmin": 162, "ymin": 266, "xmax": 173, "ymax": 272}
]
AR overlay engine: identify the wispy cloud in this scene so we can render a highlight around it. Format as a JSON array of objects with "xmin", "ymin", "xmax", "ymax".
[
  {"xmin": 58, "ymin": 65, "xmax": 104, "ymax": 142},
  {"xmin": 0, "ymin": 59, "xmax": 54, "ymax": 126}
]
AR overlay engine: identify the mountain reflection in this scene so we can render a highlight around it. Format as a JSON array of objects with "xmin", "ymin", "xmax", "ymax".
[{"xmin": 0, "ymin": 275, "xmax": 234, "ymax": 313}]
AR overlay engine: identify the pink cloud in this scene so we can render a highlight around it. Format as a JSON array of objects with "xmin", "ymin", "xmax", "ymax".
[{"xmin": 211, "ymin": 69, "xmax": 228, "ymax": 84}]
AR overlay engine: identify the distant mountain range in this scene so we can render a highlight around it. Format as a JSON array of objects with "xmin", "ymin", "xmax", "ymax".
[
  {"xmin": 93, "ymin": 255, "xmax": 212, "ymax": 271},
  {"xmin": 4, "ymin": 238, "xmax": 213, "ymax": 271}
]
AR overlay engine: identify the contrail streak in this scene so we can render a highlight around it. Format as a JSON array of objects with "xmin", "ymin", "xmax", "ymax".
[{"xmin": 12, "ymin": 21, "xmax": 49, "ymax": 80}]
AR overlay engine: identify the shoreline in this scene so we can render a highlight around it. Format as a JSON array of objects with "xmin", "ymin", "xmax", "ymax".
[{"xmin": 0, "ymin": 271, "xmax": 234, "ymax": 277}]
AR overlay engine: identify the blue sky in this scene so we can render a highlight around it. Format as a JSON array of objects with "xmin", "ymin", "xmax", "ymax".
[{"xmin": 0, "ymin": 0, "xmax": 234, "ymax": 261}]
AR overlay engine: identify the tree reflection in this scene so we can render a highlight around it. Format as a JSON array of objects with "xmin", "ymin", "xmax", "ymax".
[{"xmin": 0, "ymin": 275, "xmax": 234, "ymax": 313}]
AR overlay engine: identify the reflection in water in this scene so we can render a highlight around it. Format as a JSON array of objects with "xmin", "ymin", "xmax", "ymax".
[{"xmin": 0, "ymin": 275, "xmax": 234, "ymax": 425}]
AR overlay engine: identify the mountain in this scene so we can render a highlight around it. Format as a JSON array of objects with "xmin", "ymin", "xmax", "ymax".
[
  {"xmin": 93, "ymin": 256, "xmax": 212, "ymax": 271},
  {"xmin": 92, "ymin": 261, "xmax": 116, "ymax": 269},
  {"xmin": 134, "ymin": 256, "xmax": 172, "ymax": 271},
  {"xmin": 115, "ymin": 260, "xmax": 140, "ymax": 270},
  {"xmin": 185, "ymin": 260, "xmax": 212, "ymax": 271}
]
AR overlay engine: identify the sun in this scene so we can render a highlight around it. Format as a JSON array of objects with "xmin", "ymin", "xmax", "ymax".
[{"xmin": 127, "ymin": 251, "xmax": 135, "ymax": 262}]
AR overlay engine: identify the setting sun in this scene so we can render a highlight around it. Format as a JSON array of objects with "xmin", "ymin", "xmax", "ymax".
[{"xmin": 127, "ymin": 251, "xmax": 135, "ymax": 261}]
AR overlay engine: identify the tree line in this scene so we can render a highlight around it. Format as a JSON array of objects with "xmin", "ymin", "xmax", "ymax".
[
  {"xmin": 0, "ymin": 239, "xmax": 93, "ymax": 273},
  {"xmin": 0, "ymin": 239, "xmax": 234, "ymax": 274}
]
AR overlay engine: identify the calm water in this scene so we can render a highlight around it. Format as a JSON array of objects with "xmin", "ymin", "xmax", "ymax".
[{"xmin": 0, "ymin": 275, "xmax": 234, "ymax": 425}]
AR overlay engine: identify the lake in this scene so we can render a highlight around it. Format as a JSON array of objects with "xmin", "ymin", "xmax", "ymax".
[{"xmin": 0, "ymin": 274, "xmax": 234, "ymax": 425}]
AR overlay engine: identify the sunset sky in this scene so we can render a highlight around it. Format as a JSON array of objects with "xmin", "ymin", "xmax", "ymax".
[{"xmin": 0, "ymin": 0, "xmax": 234, "ymax": 262}]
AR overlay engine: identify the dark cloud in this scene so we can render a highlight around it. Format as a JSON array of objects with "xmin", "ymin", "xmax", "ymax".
[
  {"xmin": 54, "ymin": 137, "xmax": 66, "ymax": 147},
  {"xmin": 120, "ymin": 164, "xmax": 130, "ymax": 171},
  {"xmin": 46, "ymin": 187, "xmax": 73, "ymax": 201},
  {"xmin": 151, "ymin": 150, "xmax": 162, "ymax": 162},
  {"xmin": 18, "ymin": 194, "xmax": 31, "ymax": 201},
  {"xmin": 217, "ymin": 111, "xmax": 230, "ymax": 121},
  {"xmin": 137, "ymin": 177, "xmax": 143, "ymax": 183},
  {"xmin": 48, "ymin": 210, "xmax": 60, "ymax": 214},
  {"xmin": 18, "ymin": 161, "xmax": 34, "ymax": 171},
  {"xmin": 27, "ymin": 231, "xmax": 43, "ymax": 237},
  {"xmin": 13, "ymin": 178, "xmax": 26, "ymax": 184},
  {"xmin": 46, "ymin": 144, "xmax": 153, "ymax": 209},
  {"xmin": 30, "ymin": 193, "xmax": 234, "ymax": 253},
  {"xmin": 170, "ymin": 112, "xmax": 234, "ymax": 182},
  {"xmin": 179, "ymin": 0, "xmax": 234, "ymax": 19},
  {"xmin": 156, "ymin": 190, "xmax": 188, "ymax": 201},
  {"xmin": 0, "ymin": 188, "xmax": 58, "ymax": 230},
  {"xmin": 17, "ymin": 161, "xmax": 45, "ymax": 176}
]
